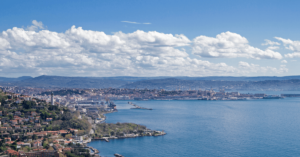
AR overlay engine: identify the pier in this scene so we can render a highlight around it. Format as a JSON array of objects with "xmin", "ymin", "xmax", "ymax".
[{"xmin": 128, "ymin": 102, "xmax": 152, "ymax": 110}]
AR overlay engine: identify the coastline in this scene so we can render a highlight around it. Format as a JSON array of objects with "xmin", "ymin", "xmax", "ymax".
[{"xmin": 86, "ymin": 108, "xmax": 166, "ymax": 157}]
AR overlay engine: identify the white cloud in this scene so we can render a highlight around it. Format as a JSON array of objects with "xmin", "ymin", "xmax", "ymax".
[
  {"xmin": 0, "ymin": 22, "xmax": 287, "ymax": 77},
  {"xmin": 238, "ymin": 61, "xmax": 288, "ymax": 74},
  {"xmin": 27, "ymin": 20, "xmax": 45, "ymax": 31},
  {"xmin": 122, "ymin": 21, "xmax": 151, "ymax": 25},
  {"xmin": 192, "ymin": 31, "xmax": 282, "ymax": 60},
  {"xmin": 266, "ymin": 46, "xmax": 280, "ymax": 50},
  {"xmin": 285, "ymin": 53, "xmax": 300, "ymax": 58},
  {"xmin": 261, "ymin": 39, "xmax": 280, "ymax": 46},
  {"xmin": 281, "ymin": 60, "xmax": 287, "ymax": 63},
  {"xmin": 275, "ymin": 37, "xmax": 300, "ymax": 58}
]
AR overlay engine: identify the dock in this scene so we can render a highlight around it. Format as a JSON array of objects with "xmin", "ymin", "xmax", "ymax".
[
  {"xmin": 93, "ymin": 137, "xmax": 110, "ymax": 142},
  {"xmin": 128, "ymin": 102, "xmax": 152, "ymax": 110}
]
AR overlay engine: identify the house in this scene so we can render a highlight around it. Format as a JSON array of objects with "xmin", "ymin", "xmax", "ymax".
[
  {"xmin": 31, "ymin": 112, "xmax": 37, "ymax": 116},
  {"xmin": 46, "ymin": 118, "xmax": 53, "ymax": 122},
  {"xmin": 59, "ymin": 130, "xmax": 68, "ymax": 135},
  {"xmin": 42, "ymin": 122, "xmax": 49, "ymax": 125},
  {"xmin": 14, "ymin": 111, "xmax": 21, "ymax": 116},
  {"xmin": 20, "ymin": 143, "xmax": 31, "ymax": 148},
  {"xmin": 34, "ymin": 118, "xmax": 40, "ymax": 123},
  {"xmin": 34, "ymin": 131, "xmax": 47, "ymax": 137},
  {"xmin": 14, "ymin": 125, "xmax": 21, "ymax": 129},
  {"xmin": 33, "ymin": 140, "xmax": 42, "ymax": 147},
  {"xmin": 35, "ymin": 123, "xmax": 41, "ymax": 127},
  {"xmin": 17, "ymin": 118, "xmax": 24, "ymax": 124},
  {"xmin": 2, "ymin": 132, "xmax": 10, "ymax": 137},
  {"xmin": 5, "ymin": 149, "xmax": 20, "ymax": 157},
  {"xmin": 0, "ymin": 127, "xmax": 7, "ymax": 131},
  {"xmin": 0, "ymin": 111, "xmax": 2, "ymax": 116},
  {"xmin": 5, "ymin": 137, "xmax": 11, "ymax": 142},
  {"xmin": 10, "ymin": 120, "xmax": 18, "ymax": 125},
  {"xmin": 26, "ymin": 132, "xmax": 34, "ymax": 137},
  {"xmin": 23, "ymin": 150, "xmax": 59, "ymax": 157},
  {"xmin": 12, "ymin": 133, "xmax": 20, "ymax": 139},
  {"xmin": 3, "ymin": 123, "xmax": 9, "ymax": 127},
  {"xmin": 64, "ymin": 141, "xmax": 71, "ymax": 145},
  {"xmin": 16, "ymin": 99, "xmax": 23, "ymax": 104},
  {"xmin": 53, "ymin": 144, "xmax": 64, "ymax": 152},
  {"xmin": 72, "ymin": 135, "xmax": 83, "ymax": 141},
  {"xmin": 69, "ymin": 128, "xmax": 78, "ymax": 134},
  {"xmin": 5, "ymin": 141, "xmax": 14, "ymax": 145},
  {"xmin": 63, "ymin": 147, "xmax": 73, "ymax": 153}
]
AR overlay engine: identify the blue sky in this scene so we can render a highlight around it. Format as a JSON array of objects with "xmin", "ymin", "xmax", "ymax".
[{"xmin": 0, "ymin": 0, "xmax": 299, "ymax": 77}]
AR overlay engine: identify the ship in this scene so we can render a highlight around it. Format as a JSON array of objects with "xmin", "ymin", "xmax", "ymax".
[{"xmin": 263, "ymin": 95, "xmax": 282, "ymax": 99}]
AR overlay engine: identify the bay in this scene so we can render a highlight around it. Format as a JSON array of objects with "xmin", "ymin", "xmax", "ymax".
[{"xmin": 88, "ymin": 97, "xmax": 300, "ymax": 157}]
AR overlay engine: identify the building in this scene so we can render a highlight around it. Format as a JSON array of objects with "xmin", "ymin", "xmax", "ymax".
[
  {"xmin": 5, "ymin": 149, "xmax": 20, "ymax": 157},
  {"xmin": 51, "ymin": 92, "xmax": 54, "ymax": 106},
  {"xmin": 20, "ymin": 150, "xmax": 59, "ymax": 157}
]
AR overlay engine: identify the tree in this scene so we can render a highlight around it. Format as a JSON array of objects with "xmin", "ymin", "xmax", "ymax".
[
  {"xmin": 32, "ymin": 134, "xmax": 37, "ymax": 140},
  {"xmin": 8, "ymin": 114, "xmax": 13, "ymax": 120},
  {"xmin": 22, "ymin": 101, "xmax": 36, "ymax": 109}
]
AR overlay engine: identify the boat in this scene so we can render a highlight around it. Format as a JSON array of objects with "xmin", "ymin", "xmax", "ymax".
[{"xmin": 263, "ymin": 95, "xmax": 282, "ymax": 99}]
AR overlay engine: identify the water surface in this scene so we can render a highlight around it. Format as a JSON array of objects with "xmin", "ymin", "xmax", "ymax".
[{"xmin": 88, "ymin": 98, "xmax": 300, "ymax": 157}]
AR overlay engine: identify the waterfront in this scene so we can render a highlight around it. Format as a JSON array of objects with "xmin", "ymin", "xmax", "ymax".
[{"xmin": 88, "ymin": 97, "xmax": 300, "ymax": 157}]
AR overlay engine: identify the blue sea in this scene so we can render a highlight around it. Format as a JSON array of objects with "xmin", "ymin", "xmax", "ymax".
[{"xmin": 88, "ymin": 93, "xmax": 300, "ymax": 157}]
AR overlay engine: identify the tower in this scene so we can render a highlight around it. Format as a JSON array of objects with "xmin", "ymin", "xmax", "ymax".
[{"xmin": 51, "ymin": 92, "xmax": 54, "ymax": 105}]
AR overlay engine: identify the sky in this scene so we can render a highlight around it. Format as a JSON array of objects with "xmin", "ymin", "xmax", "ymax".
[{"xmin": 0, "ymin": 0, "xmax": 300, "ymax": 77}]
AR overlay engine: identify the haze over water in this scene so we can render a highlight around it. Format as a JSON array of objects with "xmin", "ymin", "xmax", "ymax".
[{"xmin": 88, "ymin": 97, "xmax": 300, "ymax": 157}]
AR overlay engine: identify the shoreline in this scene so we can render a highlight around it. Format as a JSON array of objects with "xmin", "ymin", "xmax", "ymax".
[{"xmin": 87, "ymin": 108, "xmax": 166, "ymax": 157}]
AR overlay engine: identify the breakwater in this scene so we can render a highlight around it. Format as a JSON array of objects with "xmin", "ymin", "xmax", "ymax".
[{"xmin": 128, "ymin": 102, "xmax": 152, "ymax": 110}]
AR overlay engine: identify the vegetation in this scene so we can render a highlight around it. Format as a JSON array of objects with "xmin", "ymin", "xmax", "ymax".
[
  {"xmin": 41, "ymin": 89, "xmax": 85, "ymax": 96},
  {"xmin": 65, "ymin": 151, "xmax": 91, "ymax": 157},
  {"xmin": 44, "ymin": 111, "xmax": 91, "ymax": 135},
  {"xmin": 0, "ymin": 138, "xmax": 7, "ymax": 152},
  {"xmin": 95, "ymin": 122, "xmax": 147, "ymax": 137}
]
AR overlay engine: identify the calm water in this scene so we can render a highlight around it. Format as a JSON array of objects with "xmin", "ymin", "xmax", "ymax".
[{"xmin": 88, "ymin": 98, "xmax": 300, "ymax": 157}]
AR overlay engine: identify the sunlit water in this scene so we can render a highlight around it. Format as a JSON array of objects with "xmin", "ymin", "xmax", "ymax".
[{"xmin": 88, "ymin": 97, "xmax": 300, "ymax": 157}]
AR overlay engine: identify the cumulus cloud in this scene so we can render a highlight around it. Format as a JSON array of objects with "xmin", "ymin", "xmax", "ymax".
[
  {"xmin": 266, "ymin": 46, "xmax": 280, "ymax": 50},
  {"xmin": 261, "ymin": 39, "xmax": 280, "ymax": 46},
  {"xmin": 0, "ymin": 22, "xmax": 287, "ymax": 77},
  {"xmin": 122, "ymin": 21, "xmax": 151, "ymax": 25},
  {"xmin": 238, "ymin": 61, "xmax": 288, "ymax": 74},
  {"xmin": 192, "ymin": 32, "xmax": 282, "ymax": 60},
  {"xmin": 27, "ymin": 20, "xmax": 45, "ymax": 31},
  {"xmin": 281, "ymin": 60, "xmax": 287, "ymax": 63},
  {"xmin": 275, "ymin": 37, "xmax": 300, "ymax": 58}
]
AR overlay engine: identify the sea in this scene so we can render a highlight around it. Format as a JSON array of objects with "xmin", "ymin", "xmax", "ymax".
[{"xmin": 88, "ymin": 91, "xmax": 300, "ymax": 157}]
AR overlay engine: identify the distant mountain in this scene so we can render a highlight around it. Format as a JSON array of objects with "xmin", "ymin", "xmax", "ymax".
[
  {"xmin": 1, "ymin": 75, "xmax": 300, "ymax": 90},
  {"xmin": 0, "ymin": 76, "xmax": 32, "ymax": 82},
  {"xmin": 121, "ymin": 78, "xmax": 300, "ymax": 91},
  {"xmin": 0, "ymin": 75, "xmax": 130, "ymax": 88}
]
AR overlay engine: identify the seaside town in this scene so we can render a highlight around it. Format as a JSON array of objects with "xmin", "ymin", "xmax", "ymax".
[
  {"xmin": 1, "ymin": 86, "xmax": 300, "ymax": 156},
  {"xmin": 2, "ymin": 86, "xmax": 300, "ymax": 106},
  {"xmin": 0, "ymin": 87, "xmax": 166, "ymax": 157}
]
